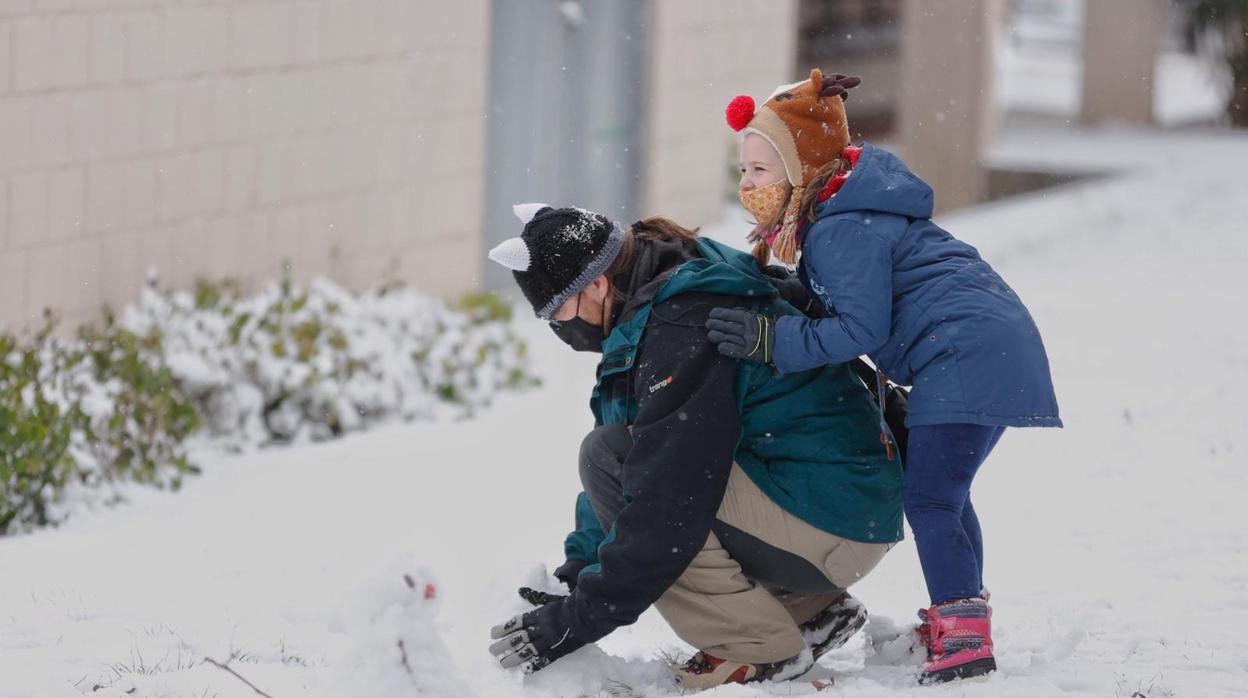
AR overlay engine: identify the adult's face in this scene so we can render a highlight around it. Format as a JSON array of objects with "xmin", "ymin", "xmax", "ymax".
[
  {"xmin": 550, "ymin": 275, "xmax": 610, "ymax": 324},
  {"xmin": 548, "ymin": 275, "xmax": 612, "ymax": 352}
]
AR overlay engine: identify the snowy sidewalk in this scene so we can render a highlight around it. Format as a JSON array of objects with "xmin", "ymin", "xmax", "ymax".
[{"xmin": 2, "ymin": 126, "xmax": 1247, "ymax": 698}]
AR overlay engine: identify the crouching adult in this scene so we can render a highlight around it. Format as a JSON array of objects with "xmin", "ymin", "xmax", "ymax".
[{"xmin": 487, "ymin": 205, "xmax": 903, "ymax": 689}]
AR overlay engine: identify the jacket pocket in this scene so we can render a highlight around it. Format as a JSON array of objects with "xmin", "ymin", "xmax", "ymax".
[{"xmin": 905, "ymin": 319, "xmax": 959, "ymax": 382}]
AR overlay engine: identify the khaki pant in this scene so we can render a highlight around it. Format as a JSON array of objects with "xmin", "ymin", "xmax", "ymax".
[
  {"xmin": 653, "ymin": 464, "xmax": 890, "ymax": 663},
  {"xmin": 578, "ymin": 425, "xmax": 890, "ymax": 665}
]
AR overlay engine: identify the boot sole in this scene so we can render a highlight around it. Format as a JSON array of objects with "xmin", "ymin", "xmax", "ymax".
[
  {"xmin": 809, "ymin": 607, "xmax": 869, "ymax": 660},
  {"xmin": 919, "ymin": 656, "xmax": 996, "ymax": 684}
]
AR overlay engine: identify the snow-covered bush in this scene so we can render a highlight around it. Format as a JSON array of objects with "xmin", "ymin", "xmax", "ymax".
[
  {"xmin": 1, "ymin": 313, "xmax": 200, "ymax": 534},
  {"xmin": 0, "ymin": 319, "xmax": 80, "ymax": 533},
  {"xmin": 73, "ymin": 314, "xmax": 202, "ymax": 485},
  {"xmin": 0, "ymin": 275, "xmax": 535, "ymax": 534},
  {"xmin": 122, "ymin": 274, "xmax": 535, "ymax": 445}
]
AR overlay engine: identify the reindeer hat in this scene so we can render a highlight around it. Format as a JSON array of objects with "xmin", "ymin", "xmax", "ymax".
[{"xmin": 726, "ymin": 69, "xmax": 860, "ymax": 263}]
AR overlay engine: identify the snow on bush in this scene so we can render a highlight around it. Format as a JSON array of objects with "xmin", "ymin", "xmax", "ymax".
[
  {"xmin": 122, "ymin": 274, "xmax": 535, "ymax": 446},
  {"xmin": 0, "ymin": 275, "xmax": 535, "ymax": 534},
  {"xmin": 1, "ymin": 314, "xmax": 200, "ymax": 534}
]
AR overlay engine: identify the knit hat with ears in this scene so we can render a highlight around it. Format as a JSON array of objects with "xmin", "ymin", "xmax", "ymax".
[
  {"xmin": 488, "ymin": 204, "xmax": 625, "ymax": 319},
  {"xmin": 726, "ymin": 69, "xmax": 860, "ymax": 263}
]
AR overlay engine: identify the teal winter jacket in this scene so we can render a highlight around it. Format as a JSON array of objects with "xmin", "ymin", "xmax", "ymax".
[{"xmin": 559, "ymin": 236, "xmax": 902, "ymax": 645}]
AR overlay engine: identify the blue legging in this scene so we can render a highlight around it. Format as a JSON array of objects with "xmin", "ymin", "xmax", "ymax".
[{"xmin": 904, "ymin": 424, "xmax": 1005, "ymax": 605}]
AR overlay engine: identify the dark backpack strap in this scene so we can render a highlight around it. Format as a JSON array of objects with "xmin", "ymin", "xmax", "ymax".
[
  {"xmin": 848, "ymin": 358, "xmax": 910, "ymax": 465},
  {"xmin": 849, "ymin": 357, "xmax": 877, "ymax": 390}
]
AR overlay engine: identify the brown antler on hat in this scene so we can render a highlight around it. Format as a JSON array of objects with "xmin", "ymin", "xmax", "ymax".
[{"xmin": 820, "ymin": 73, "xmax": 862, "ymax": 101}]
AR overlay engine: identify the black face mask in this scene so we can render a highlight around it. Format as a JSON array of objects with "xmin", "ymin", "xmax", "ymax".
[
  {"xmin": 549, "ymin": 295, "xmax": 605, "ymax": 353},
  {"xmin": 550, "ymin": 316, "xmax": 604, "ymax": 352}
]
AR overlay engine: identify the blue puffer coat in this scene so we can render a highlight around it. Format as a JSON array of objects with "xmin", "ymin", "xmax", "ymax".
[{"xmin": 773, "ymin": 144, "xmax": 1062, "ymax": 428}]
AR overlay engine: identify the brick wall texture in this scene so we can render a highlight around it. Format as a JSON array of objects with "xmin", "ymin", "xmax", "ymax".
[
  {"xmin": 0, "ymin": 0, "xmax": 800, "ymax": 332},
  {"xmin": 0, "ymin": 0, "xmax": 488, "ymax": 331}
]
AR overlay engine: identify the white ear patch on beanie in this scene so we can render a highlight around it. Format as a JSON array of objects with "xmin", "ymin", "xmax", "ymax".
[
  {"xmin": 488, "ymin": 237, "xmax": 532, "ymax": 272},
  {"xmin": 512, "ymin": 203, "xmax": 550, "ymax": 224},
  {"xmin": 766, "ymin": 79, "xmax": 806, "ymax": 102}
]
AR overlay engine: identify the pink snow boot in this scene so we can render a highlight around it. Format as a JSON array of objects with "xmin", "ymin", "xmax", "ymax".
[{"xmin": 916, "ymin": 597, "xmax": 995, "ymax": 684}]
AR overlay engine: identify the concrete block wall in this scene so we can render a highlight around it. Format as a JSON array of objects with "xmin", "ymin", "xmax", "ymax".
[
  {"xmin": 897, "ymin": 0, "xmax": 1002, "ymax": 212},
  {"xmin": 642, "ymin": 0, "xmax": 798, "ymax": 229},
  {"xmin": 0, "ymin": 0, "xmax": 489, "ymax": 332}
]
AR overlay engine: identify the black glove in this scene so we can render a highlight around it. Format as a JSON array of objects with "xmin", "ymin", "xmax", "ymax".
[
  {"xmin": 489, "ymin": 597, "xmax": 585, "ymax": 674},
  {"xmin": 518, "ymin": 586, "xmax": 566, "ymax": 607},
  {"xmin": 761, "ymin": 265, "xmax": 822, "ymax": 318},
  {"xmin": 705, "ymin": 307, "xmax": 775, "ymax": 365},
  {"xmin": 552, "ymin": 559, "xmax": 588, "ymax": 590}
]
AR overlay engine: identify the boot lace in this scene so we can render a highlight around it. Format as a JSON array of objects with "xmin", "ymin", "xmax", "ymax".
[{"xmin": 681, "ymin": 652, "xmax": 715, "ymax": 675}]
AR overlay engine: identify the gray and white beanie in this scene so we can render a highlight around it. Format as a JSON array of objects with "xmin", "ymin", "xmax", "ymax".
[{"xmin": 488, "ymin": 204, "xmax": 625, "ymax": 319}]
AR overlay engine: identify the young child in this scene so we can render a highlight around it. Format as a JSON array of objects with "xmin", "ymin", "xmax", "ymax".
[{"xmin": 706, "ymin": 69, "xmax": 1062, "ymax": 684}]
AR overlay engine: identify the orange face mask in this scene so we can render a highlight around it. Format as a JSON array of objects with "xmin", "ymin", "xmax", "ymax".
[{"xmin": 739, "ymin": 179, "xmax": 789, "ymax": 224}]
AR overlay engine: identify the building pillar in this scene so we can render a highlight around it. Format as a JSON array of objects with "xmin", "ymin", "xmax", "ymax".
[
  {"xmin": 897, "ymin": 0, "xmax": 1002, "ymax": 213},
  {"xmin": 1080, "ymin": 0, "xmax": 1165, "ymax": 126}
]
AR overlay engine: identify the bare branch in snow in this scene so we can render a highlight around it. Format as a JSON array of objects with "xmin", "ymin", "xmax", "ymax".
[
  {"xmin": 202, "ymin": 657, "xmax": 276, "ymax": 698},
  {"xmin": 397, "ymin": 639, "xmax": 418, "ymax": 685}
]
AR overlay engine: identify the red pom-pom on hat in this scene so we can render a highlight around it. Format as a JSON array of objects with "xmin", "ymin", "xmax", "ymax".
[{"xmin": 725, "ymin": 95, "xmax": 755, "ymax": 132}]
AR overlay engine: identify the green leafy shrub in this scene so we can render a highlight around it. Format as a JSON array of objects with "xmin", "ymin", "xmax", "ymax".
[
  {"xmin": 1, "ymin": 312, "xmax": 200, "ymax": 534},
  {"xmin": 0, "ymin": 318, "xmax": 80, "ymax": 533},
  {"xmin": 128, "ymin": 274, "xmax": 537, "ymax": 445},
  {"xmin": 74, "ymin": 314, "xmax": 201, "ymax": 487},
  {"xmin": 1, "ymin": 273, "xmax": 535, "ymax": 535}
]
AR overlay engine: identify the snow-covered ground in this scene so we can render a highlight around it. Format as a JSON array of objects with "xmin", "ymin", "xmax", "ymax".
[{"xmin": 3, "ymin": 124, "xmax": 1247, "ymax": 698}]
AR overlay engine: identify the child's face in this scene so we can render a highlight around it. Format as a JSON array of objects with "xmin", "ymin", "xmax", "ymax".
[{"xmin": 739, "ymin": 133, "xmax": 789, "ymax": 192}]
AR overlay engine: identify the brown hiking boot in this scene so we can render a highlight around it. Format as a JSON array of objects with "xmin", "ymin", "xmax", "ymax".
[{"xmin": 671, "ymin": 650, "xmax": 814, "ymax": 690}]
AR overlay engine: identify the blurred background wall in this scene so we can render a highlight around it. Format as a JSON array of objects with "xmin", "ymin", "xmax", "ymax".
[
  {"xmin": 639, "ymin": 1, "xmax": 798, "ymax": 228},
  {"xmin": 480, "ymin": 0, "xmax": 798, "ymax": 291},
  {"xmin": 0, "ymin": 0, "xmax": 798, "ymax": 329},
  {"xmin": 0, "ymin": 0, "xmax": 1234, "ymax": 330},
  {"xmin": 0, "ymin": 0, "xmax": 490, "ymax": 331}
]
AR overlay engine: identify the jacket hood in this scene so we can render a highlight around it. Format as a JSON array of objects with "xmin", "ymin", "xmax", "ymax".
[
  {"xmin": 610, "ymin": 237, "xmax": 702, "ymax": 324},
  {"xmin": 611, "ymin": 237, "xmax": 780, "ymax": 326},
  {"xmin": 817, "ymin": 143, "xmax": 934, "ymax": 221}
]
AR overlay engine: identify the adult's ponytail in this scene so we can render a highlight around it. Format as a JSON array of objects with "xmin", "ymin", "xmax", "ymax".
[{"xmin": 629, "ymin": 217, "xmax": 701, "ymax": 242}]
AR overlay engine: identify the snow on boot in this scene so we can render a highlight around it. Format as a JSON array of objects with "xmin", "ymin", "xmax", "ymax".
[
  {"xmin": 801, "ymin": 591, "xmax": 869, "ymax": 660},
  {"xmin": 916, "ymin": 597, "xmax": 995, "ymax": 684},
  {"xmin": 672, "ymin": 650, "xmax": 814, "ymax": 690}
]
